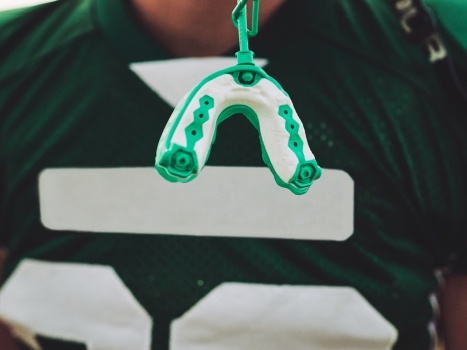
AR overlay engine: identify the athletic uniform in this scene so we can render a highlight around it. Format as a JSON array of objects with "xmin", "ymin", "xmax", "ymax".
[{"xmin": 0, "ymin": 0, "xmax": 466, "ymax": 349}]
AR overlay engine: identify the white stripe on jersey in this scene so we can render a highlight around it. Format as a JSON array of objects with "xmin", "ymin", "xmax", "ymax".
[{"xmin": 39, "ymin": 166, "xmax": 354, "ymax": 240}]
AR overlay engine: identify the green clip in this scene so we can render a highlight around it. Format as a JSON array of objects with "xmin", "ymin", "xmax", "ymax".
[{"xmin": 232, "ymin": 0, "xmax": 260, "ymax": 65}]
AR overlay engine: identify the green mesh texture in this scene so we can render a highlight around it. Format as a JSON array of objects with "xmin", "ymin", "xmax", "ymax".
[{"xmin": 0, "ymin": 0, "xmax": 466, "ymax": 349}]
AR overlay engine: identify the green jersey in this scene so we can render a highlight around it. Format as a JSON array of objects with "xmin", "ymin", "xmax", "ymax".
[{"xmin": 0, "ymin": 0, "xmax": 466, "ymax": 349}]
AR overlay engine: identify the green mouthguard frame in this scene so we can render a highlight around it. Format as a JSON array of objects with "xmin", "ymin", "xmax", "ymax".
[{"xmin": 155, "ymin": 0, "xmax": 321, "ymax": 195}]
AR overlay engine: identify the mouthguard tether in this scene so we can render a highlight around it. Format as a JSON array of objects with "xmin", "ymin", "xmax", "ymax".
[{"xmin": 155, "ymin": 65, "xmax": 322, "ymax": 195}]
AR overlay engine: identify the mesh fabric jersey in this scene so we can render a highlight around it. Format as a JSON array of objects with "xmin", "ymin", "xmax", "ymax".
[{"xmin": 0, "ymin": 0, "xmax": 466, "ymax": 349}]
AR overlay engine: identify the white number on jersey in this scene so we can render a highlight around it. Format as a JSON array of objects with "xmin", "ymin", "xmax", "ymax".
[{"xmin": 0, "ymin": 260, "xmax": 397, "ymax": 350}]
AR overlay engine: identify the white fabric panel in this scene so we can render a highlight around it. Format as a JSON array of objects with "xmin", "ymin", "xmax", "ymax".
[
  {"xmin": 0, "ymin": 260, "xmax": 152, "ymax": 350},
  {"xmin": 0, "ymin": 0, "xmax": 57, "ymax": 11},
  {"xmin": 171, "ymin": 283, "xmax": 398, "ymax": 350},
  {"xmin": 130, "ymin": 57, "xmax": 268, "ymax": 108},
  {"xmin": 39, "ymin": 167, "xmax": 354, "ymax": 240}
]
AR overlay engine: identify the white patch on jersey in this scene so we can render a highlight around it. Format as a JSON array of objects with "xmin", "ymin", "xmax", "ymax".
[
  {"xmin": 171, "ymin": 283, "xmax": 398, "ymax": 350},
  {"xmin": 0, "ymin": 261, "xmax": 398, "ymax": 349},
  {"xmin": 39, "ymin": 167, "xmax": 354, "ymax": 240},
  {"xmin": 130, "ymin": 57, "xmax": 268, "ymax": 107},
  {"xmin": 0, "ymin": 259, "xmax": 152, "ymax": 350},
  {"xmin": 0, "ymin": 0, "xmax": 57, "ymax": 11}
]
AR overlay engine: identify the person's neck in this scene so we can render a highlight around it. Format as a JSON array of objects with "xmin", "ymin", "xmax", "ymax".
[{"xmin": 130, "ymin": 0, "xmax": 287, "ymax": 57}]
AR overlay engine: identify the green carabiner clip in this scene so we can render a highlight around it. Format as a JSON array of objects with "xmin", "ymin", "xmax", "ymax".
[
  {"xmin": 232, "ymin": 0, "xmax": 260, "ymax": 65},
  {"xmin": 232, "ymin": 0, "xmax": 260, "ymax": 38},
  {"xmin": 155, "ymin": 0, "xmax": 322, "ymax": 195}
]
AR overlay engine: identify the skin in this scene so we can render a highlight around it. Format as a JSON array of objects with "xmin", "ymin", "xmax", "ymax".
[
  {"xmin": 439, "ymin": 274, "xmax": 467, "ymax": 350},
  {"xmin": 0, "ymin": 322, "xmax": 21, "ymax": 350},
  {"xmin": 0, "ymin": 248, "xmax": 21, "ymax": 350},
  {"xmin": 129, "ymin": 0, "xmax": 287, "ymax": 57}
]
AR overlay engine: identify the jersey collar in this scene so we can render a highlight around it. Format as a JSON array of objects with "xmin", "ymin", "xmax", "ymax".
[{"xmin": 94, "ymin": 0, "xmax": 171, "ymax": 63}]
